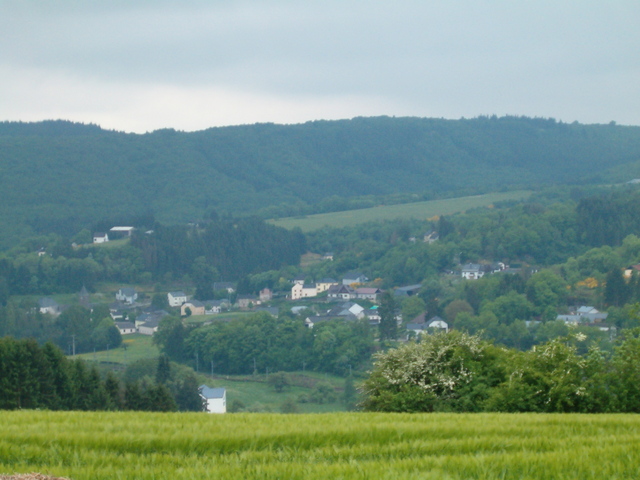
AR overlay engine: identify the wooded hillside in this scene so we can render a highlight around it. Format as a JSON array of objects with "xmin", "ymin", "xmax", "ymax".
[{"xmin": 1, "ymin": 116, "xmax": 640, "ymax": 248}]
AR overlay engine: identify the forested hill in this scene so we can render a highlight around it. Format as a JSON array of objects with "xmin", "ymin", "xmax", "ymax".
[{"xmin": 1, "ymin": 116, "xmax": 640, "ymax": 248}]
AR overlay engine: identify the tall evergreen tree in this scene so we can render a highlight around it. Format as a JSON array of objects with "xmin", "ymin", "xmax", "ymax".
[
  {"xmin": 378, "ymin": 291, "xmax": 398, "ymax": 341},
  {"xmin": 156, "ymin": 355, "xmax": 171, "ymax": 385}
]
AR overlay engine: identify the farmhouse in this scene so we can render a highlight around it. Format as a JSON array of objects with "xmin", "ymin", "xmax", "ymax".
[
  {"xmin": 138, "ymin": 319, "xmax": 160, "ymax": 336},
  {"xmin": 199, "ymin": 385, "xmax": 226, "ymax": 413},
  {"xmin": 291, "ymin": 283, "xmax": 318, "ymax": 300},
  {"xmin": 38, "ymin": 297, "xmax": 60, "ymax": 315},
  {"xmin": 181, "ymin": 300, "xmax": 205, "ymax": 316},
  {"xmin": 461, "ymin": 264, "xmax": 484, "ymax": 280},
  {"xmin": 236, "ymin": 295, "xmax": 259, "ymax": 309},
  {"xmin": 93, "ymin": 232, "xmax": 109, "ymax": 243},
  {"xmin": 115, "ymin": 321, "xmax": 137, "ymax": 335},
  {"xmin": 327, "ymin": 284, "xmax": 356, "ymax": 300},
  {"xmin": 356, "ymin": 287, "xmax": 382, "ymax": 302},
  {"xmin": 168, "ymin": 291, "xmax": 187, "ymax": 307},
  {"xmin": 115, "ymin": 287, "xmax": 138, "ymax": 304}
]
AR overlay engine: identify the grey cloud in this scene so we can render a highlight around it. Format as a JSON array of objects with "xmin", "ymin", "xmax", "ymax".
[{"xmin": 1, "ymin": 1, "xmax": 639, "ymax": 129}]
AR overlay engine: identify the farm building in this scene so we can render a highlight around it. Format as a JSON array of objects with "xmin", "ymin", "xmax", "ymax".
[{"xmin": 199, "ymin": 385, "xmax": 226, "ymax": 413}]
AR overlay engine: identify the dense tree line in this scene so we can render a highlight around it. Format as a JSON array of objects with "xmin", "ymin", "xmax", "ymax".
[
  {"xmin": 154, "ymin": 312, "xmax": 374, "ymax": 376},
  {"xmin": 362, "ymin": 329, "xmax": 640, "ymax": 413},
  {"xmin": 130, "ymin": 216, "xmax": 306, "ymax": 282},
  {"xmin": 0, "ymin": 303, "xmax": 123, "ymax": 355},
  {"xmin": 0, "ymin": 337, "xmax": 202, "ymax": 411},
  {"xmin": 577, "ymin": 189, "xmax": 640, "ymax": 247},
  {"xmin": 0, "ymin": 216, "xmax": 304, "ymax": 298}
]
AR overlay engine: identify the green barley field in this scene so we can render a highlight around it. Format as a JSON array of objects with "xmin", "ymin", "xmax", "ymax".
[
  {"xmin": 1, "ymin": 411, "xmax": 639, "ymax": 479},
  {"xmin": 269, "ymin": 190, "xmax": 532, "ymax": 232}
]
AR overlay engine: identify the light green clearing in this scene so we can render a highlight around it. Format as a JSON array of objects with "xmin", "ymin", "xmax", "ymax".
[
  {"xmin": 269, "ymin": 190, "xmax": 532, "ymax": 232},
  {"xmin": 1, "ymin": 411, "xmax": 639, "ymax": 479},
  {"xmin": 73, "ymin": 334, "xmax": 159, "ymax": 366}
]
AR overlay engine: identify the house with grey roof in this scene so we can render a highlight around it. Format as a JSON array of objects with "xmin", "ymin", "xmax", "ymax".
[
  {"xmin": 181, "ymin": 299, "xmax": 205, "ymax": 316},
  {"xmin": 138, "ymin": 319, "xmax": 160, "ymax": 336},
  {"xmin": 199, "ymin": 385, "xmax": 226, "ymax": 413},
  {"xmin": 342, "ymin": 271, "xmax": 369, "ymax": 285},
  {"xmin": 356, "ymin": 287, "xmax": 382, "ymax": 302},
  {"xmin": 168, "ymin": 291, "xmax": 187, "ymax": 307},
  {"xmin": 115, "ymin": 321, "xmax": 137, "ymax": 335},
  {"xmin": 115, "ymin": 287, "xmax": 138, "ymax": 304},
  {"xmin": 327, "ymin": 284, "xmax": 356, "ymax": 300},
  {"xmin": 461, "ymin": 264, "xmax": 485, "ymax": 280},
  {"xmin": 38, "ymin": 297, "xmax": 60, "ymax": 315}
]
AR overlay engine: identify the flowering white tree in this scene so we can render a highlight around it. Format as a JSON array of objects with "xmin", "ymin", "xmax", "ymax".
[{"xmin": 361, "ymin": 331, "xmax": 500, "ymax": 412}]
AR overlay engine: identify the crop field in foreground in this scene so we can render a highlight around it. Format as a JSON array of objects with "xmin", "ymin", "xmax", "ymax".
[
  {"xmin": 1, "ymin": 411, "xmax": 639, "ymax": 479},
  {"xmin": 269, "ymin": 190, "xmax": 532, "ymax": 232}
]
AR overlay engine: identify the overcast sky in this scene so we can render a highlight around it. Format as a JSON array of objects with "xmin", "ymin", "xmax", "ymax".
[{"xmin": 1, "ymin": 1, "xmax": 639, "ymax": 132}]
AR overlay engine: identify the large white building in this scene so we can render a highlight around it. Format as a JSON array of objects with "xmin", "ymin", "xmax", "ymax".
[
  {"xmin": 168, "ymin": 291, "xmax": 187, "ymax": 307},
  {"xmin": 199, "ymin": 385, "xmax": 226, "ymax": 413},
  {"xmin": 461, "ymin": 264, "xmax": 484, "ymax": 280},
  {"xmin": 291, "ymin": 283, "xmax": 318, "ymax": 300}
]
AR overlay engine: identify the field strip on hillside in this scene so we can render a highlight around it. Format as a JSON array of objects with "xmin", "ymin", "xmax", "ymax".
[
  {"xmin": 269, "ymin": 190, "xmax": 532, "ymax": 232},
  {"xmin": 1, "ymin": 411, "xmax": 639, "ymax": 480}
]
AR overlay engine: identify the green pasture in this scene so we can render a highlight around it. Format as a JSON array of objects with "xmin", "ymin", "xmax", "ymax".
[
  {"xmin": 269, "ymin": 190, "xmax": 532, "ymax": 232},
  {"xmin": 73, "ymin": 334, "xmax": 159, "ymax": 366},
  {"xmin": 1, "ymin": 411, "xmax": 639, "ymax": 479},
  {"xmin": 210, "ymin": 371, "xmax": 350, "ymax": 413}
]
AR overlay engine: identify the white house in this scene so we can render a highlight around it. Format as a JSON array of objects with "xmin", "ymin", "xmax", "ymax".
[
  {"xmin": 199, "ymin": 385, "xmax": 226, "ymax": 413},
  {"xmin": 461, "ymin": 264, "xmax": 484, "ymax": 280},
  {"xmin": 115, "ymin": 321, "xmax": 137, "ymax": 335},
  {"xmin": 38, "ymin": 298, "xmax": 60, "ymax": 315},
  {"xmin": 93, "ymin": 232, "xmax": 109, "ymax": 244},
  {"xmin": 138, "ymin": 319, "xmax": 160, "ymax": 336},
  {"xmin": 168, "ymin": 291, "xmax": 187, "ymax": 307},
  {"xmin": 291, "ymin": 283, "xmax": 318, "ymax": 300},
  {"xmin": 115, "ymin": 287, "xmax": 138, "ymax": 304}
]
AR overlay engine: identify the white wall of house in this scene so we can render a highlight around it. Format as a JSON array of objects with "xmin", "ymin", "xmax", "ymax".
[
  {"xmin": 291, "ymin": 283, "xmax": 317, "ymax": 300},
  {"xmin": 168, "ymin": 292, "xmax": 187, "ymax": 307}
]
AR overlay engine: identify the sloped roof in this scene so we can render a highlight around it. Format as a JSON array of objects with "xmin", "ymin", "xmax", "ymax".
[
  {"xmin": 38, "ymin": 297, "xmax": 58, "ymax": 308},
  {"xmin": 199, "ymin": 385, "xmax": 226, "ymax": 399}
]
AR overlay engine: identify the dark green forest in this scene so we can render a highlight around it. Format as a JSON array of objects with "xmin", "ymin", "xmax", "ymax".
[{"xmin": 2, "ymin": 116, "xmax": 640, "ymax": 248}]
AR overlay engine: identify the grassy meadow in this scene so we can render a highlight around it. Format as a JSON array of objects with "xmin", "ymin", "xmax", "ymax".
[
  {"xmin": 269, "ymin": 190, "xmax": 532, "ymax": 232},
  {"xmin": 1, "ymin": 411, "xmax": 639, "ymax": 479},
  {"xmin": 73, "ymin": 334, "xmax": 160, "ymax": 366}
]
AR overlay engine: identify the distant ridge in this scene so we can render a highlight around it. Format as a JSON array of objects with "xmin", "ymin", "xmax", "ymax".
[{"xmin": 0, "ymin": 115, "xmax": 639, "ymax": 248}]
